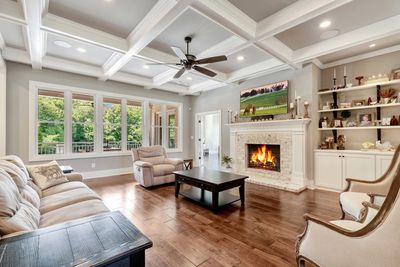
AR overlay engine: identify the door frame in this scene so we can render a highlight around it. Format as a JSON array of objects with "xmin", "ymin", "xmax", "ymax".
[{"xmin": 194, "ymin": 110, "xmax": 222, "ymax": 167}]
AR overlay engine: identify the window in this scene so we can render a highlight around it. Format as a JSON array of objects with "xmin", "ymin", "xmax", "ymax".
[
  {"xmin": 103, "ymin": 98, "xmax": 122, "ymax": 152},
  {"xmin": 167, "ymin": 105, "xmax": 179, "ymax": 149},
  {"xmin": 37, "ymin": 90, "xmax": 64, "ymax": 155},
  {"xmin": 149, "ymin": 103, "xmax": 163, "ymax": 146},
  {"xmin": 30, "ymin": 81, "xmax": 182, "ymax": 161},
  {"xmin": 72, "ymin": 94, "xmax": 94, "ymax": 153},
  {"xmin": 127, "ymin": 100, "xmax": 143, "ymax": 150}
]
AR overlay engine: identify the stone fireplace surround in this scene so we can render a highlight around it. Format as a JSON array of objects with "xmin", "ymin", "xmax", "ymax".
[{"xmin": 227, "ymin": 119, "xmax": 311, "ymax": 192}]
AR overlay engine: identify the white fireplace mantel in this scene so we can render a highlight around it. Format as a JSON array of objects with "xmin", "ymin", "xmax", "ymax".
[{"xmin": 227, "ymin": 119, "xmax": 311, "ymax": 192}]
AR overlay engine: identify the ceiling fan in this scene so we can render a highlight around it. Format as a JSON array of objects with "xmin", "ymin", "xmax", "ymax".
[{"xmin": 148, "ymin": 36, "xmax": 227, "ymax": 79}]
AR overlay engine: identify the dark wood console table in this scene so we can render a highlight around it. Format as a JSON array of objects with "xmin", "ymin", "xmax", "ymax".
[{"xmin": 0, "ymin": 211, "xmax": 152, "ymax": 267}]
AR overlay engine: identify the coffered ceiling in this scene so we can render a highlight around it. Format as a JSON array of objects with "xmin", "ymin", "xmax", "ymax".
[{"xmin": 0, "ymin": 0, "xmax": 399, "ymax": 95}]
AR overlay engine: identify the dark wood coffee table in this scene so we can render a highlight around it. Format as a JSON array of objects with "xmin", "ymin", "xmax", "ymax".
[
  {"xmin": 0, "ymin": 211, "xmax": 152, "ymax": 267},
  {"xmin": 173, "ymin": 168, "xmax": 248, "ymax": 212}
]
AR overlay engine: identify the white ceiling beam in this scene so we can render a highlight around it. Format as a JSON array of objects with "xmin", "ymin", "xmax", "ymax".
[
  {"xmin": 0, "ymin": 33, "xmax": 5, "ymax": 51},
  {"xmin": 226, "ymin": 58, "xmax": 285, "ymax": 83},
  {"xmin": 256, "ymin": 0, "xmax": 353, "ymax": 39},
  {"xmin": 192, "ymin": 0, "xmax": 256, "ymax": 39},
  {"xmin": 152, "ymin": 69, "xmax": 177, "ymax": 86},
  {"xmin": 0, "ymin": 0, "xmax": 25, "ymax": 25},
  {"xmin": 42, "ymin": 14, "xmax": 128, "ymax": 53},
  {"xmin": 321, "ymin": 44, "xmax": 400, "ymax": 69},
  {"xmin": 2, "ymin": 47, "xmax": 32, "ymax": 65},
  {"xmin": 101, "ymin": 0, "xmax": 193, "ymax": 80},
  {"xmin": 20, "ymin": 0, "xmax": 46, "ymax": 69},
  {"xmin": 189, "ymin": 80, "xmax": 226, "ymax": 94},
  {"xmin": 256, "ymin": 37, "xmax": 297, "ymax": 68},
  {"xmin": 292, "ymin": 15, "xmax": 400, "ymax": 63}
]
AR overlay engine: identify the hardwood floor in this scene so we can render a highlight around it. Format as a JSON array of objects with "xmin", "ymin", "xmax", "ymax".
[{"xmin": 86, "ymin": 175, "xmax": 341, "ymax": 267}]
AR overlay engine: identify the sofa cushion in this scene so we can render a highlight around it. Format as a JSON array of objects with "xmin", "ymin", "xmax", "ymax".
[
  {"xmin": 1, "ymin": 155, "xmax": 30, "ymax": 182},
  {"xmin": 39, "ymin": 199, "xmax": 109, "ymax": 228},
  {"xmin": 153, "ymin": 164, "xmax": 175, "ymax": 177},
  {"xmin": 0, "ymin": 200, "xmax": 40, "ymax": 236},
  {"xmin": 40, "ymin": 187, "xmax": 101, "ymax": 214},
  {"xmin": 27, "ymin": 161, "xmax": 69, "ymax": 190},
  {"xmin": 0, "ymin": 169, "xmax": 21, "ymax": 217},
  {"xmin": 340, "ymin": 192, "xmax": 370, "ymax": 220},
  {"xmin": 141, "ymin": 156, "xmax": 165, "ymax": 165},
  {"xmin": 21, "ymin": 186, "xmax": 41, "ymax": 209},
  {"xmin": 41, "ymin": 181, "xmax": 88, "ymax": 197},
  {"xmin": 27, "ymin": 180, "xmax": 42, "ymax": 198},
  {"xmin": 0, "ymin": 160, "xmax": 29, "ymax": 191}
]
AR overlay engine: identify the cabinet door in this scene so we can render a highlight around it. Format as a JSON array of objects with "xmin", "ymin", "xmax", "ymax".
[
  {"xmin": 375, "ymin": 155, "xmax": 393, "ymax": 178},
  {"xmin": 342, "ymin": 154, "xmax": 375, "ymax": 189},
  {"xmin": 315, "ymin": 153, "xmax": 342, "ymax": 190}
]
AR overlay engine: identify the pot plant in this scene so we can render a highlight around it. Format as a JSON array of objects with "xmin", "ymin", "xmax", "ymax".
[
  {"xmin": 379, "ymin": 88, "xmax": 395, "ymax": 104},
  {"xmin": 221, "ymin": 154, "xmax": 233, "ymax": 168},
  {"xmin": 341, "ymin": 110, "xmax": 351, "ymax": 127}
]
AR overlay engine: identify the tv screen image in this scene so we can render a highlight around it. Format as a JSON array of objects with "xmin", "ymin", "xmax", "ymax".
[{"xmin": 240, "ymin": 80, "xmax": 289, "ymax": 117}]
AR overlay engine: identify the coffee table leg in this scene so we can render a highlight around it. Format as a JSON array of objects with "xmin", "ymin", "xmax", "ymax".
[
  {"xmin": 212, "ymin": 189, "xmax": 219, "ymax": 212},
  {"xmin": 175, "ymin": 176, "xmax": 180, "ymax": 198},
  {"xmin": 239, "ymin": 181, "xmax": 245, "ymax": 206}
]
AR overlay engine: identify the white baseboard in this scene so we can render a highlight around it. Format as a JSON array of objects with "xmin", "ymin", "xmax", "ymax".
[{"xmin": 81, "ymin": 167, "xmax": 132, "ymax": 180}]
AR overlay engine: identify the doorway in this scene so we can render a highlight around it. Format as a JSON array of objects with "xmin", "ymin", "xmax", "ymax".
[{"xmin": 195, "ymin": 110, "xmax": 221, "ymax": 169}]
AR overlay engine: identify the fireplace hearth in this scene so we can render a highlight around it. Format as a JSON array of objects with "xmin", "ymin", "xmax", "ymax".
[{"xmin": 247, "ymin": 144, "xmax": 280, "ymax": 172}]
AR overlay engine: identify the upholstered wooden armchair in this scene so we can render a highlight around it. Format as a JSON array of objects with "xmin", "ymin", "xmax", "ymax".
[
  {"xmin": 296, "ymin": 164, "xmax": 400, "ymax": 267},
  {"xmin": 340, "ymin": 145, "xmax": 400, "ymax": 221}
]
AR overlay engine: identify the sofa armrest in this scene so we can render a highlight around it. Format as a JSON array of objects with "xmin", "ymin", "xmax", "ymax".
[
  {"xmin": 134, "ymin": 161, "xmax": 153, "ymax": 168},
  {"xmin": 65, "ymin": 173, "xmax": 83, "ymax": 182},
  {"xmin": 164, "ymin": 158, "xmax": 183, "ymax": 166}
]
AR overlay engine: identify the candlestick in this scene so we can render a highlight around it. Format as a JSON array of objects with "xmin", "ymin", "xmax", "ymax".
[
  {"xmin": 333, "ymin": 68, "xmax": 336, "ymax": 79},
  {"xmin": 289, "ymin": 102, "xmax": 294, "ymax": 109},
  {"xmin": 303, "ymin": 102, "xmax": 310, "ymax": 118},
  {"xmin": 344, "ymin": 65, "xmax": 347, "ymax": 76}
]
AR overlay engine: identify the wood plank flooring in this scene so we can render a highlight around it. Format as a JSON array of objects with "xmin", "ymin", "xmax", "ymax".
[{"xmin": 85, "ymin": 175, "xmax": 340, "ymax": 267}]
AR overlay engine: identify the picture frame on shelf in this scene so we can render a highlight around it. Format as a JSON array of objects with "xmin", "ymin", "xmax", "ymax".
[
  {"xmin": 357, "ymin": 112, "xmax": 375, "ymax": 127},
  {"xmin": 339, "ymin": 102, "xmax": 351, "ymax": 109},
  {"xmin": 390, "ymin": 68, "xmax": 400, "ymax": 80},
  {"xmin": 334, "ymin": 119, "xmax": 342, "ymax": 128},
  {"xmin": 352, "ymin": 99, "xmax": 366, "ymax": 107}
]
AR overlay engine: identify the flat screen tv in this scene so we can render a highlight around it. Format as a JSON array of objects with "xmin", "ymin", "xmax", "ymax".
[{"xmin": 240, "ymin": 80, "xmax": 289, "ymax": 117}]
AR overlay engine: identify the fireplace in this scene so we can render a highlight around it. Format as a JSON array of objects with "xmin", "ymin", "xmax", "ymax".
[{"xmin": 247, "ymin": 144, "xmax": 280, "ymax": 172}]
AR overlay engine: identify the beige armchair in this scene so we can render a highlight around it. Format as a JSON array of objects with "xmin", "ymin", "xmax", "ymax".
[
  {"xmin": 296, "ymin": 164, "xmax": 400, "ymax": 267},
  {"xmin": 340, "ymin": 145, "xmax": 400, "ymax": 221},
  {"xmin": 132, "ymin": 146, "xmax": 183, "ymax": 187}
]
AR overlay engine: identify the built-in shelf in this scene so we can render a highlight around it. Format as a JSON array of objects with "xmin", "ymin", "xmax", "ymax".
[
  {"xmin": 314, "ymin": 149, "xmax": 395, "ymax": 155},
  {"xmin": 318, "ymin": 102, "xmax": 400, "ymax": 113},
  {"xmin": 318, "ymin": 126, "xmax": 400, "ymax": 131},
  {"xmin": 318, "ymin": 79, "xmax": 400, "ymax": 95}
]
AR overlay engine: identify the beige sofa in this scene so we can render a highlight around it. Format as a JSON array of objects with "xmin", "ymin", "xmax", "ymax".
[
  {"xmin": 132, "ymin": 146, "xmax": 183, "ymax": 187},
  {"xmin": 0, "ymin": 156, "xmax": 109, "ymax": 239}
]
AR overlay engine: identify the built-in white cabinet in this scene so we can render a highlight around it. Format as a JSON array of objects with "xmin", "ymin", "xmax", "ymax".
[{"xmin": 314, "ymin": 150, "xmax": 394, "ymax": 191}]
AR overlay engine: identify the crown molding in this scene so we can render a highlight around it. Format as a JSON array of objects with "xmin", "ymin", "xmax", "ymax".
[{"xmin": 321, "ymin": 44, "xmax": 400, "ymax": 69}]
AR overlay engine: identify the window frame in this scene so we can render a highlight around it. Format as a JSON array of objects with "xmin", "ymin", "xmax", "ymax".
[{"xmin": 29, "ymin": 81, "xmax": 183, "ymax": 161}]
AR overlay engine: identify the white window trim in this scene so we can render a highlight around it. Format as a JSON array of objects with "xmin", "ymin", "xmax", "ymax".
[{"xmin": 29, "ymin": 81, "xmax": 183, "ymax": 161}]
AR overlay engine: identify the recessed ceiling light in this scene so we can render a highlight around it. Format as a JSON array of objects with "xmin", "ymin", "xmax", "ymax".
[
  {"xmin": 236, "ymin": 55, "xmax": 244, "ymax": 61},
  {"xmin": 76, "ymin": 47, "xmax": 86, "ymax": 53},
  {"xmin": 54, "ymin": 40, "xmax": 71, "ymax": 48},
  {"xmin": 369, "ymin": 43, "xmax": 376, "ymax": 48},
  {"xmin": 186, "ymin": 76, "xmax": 192, "ymax": 81},
  {"xmin": 320, "ymin": 30, "xmax": 339, "ymax": 40},
  {"xmin": 319, "ymin": 20, "xmax": 331, "ymax": 29},
  {"xmin": 143, "ymin": 65, "xmax": 149, "ymax": 69}
]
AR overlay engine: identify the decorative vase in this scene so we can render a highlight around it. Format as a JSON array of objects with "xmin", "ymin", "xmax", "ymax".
[
  {"xmin": 342, "ymin": 121, "xmax": 348, "ymax": 127},
  {"xmin": 383, "ymin": 98, "xmax": 390, "ymax": 104}
]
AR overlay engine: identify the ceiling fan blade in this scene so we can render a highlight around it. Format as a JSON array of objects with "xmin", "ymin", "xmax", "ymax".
[
  {"xmin": 173, "ymin": 67, "xmax": 186, "ymax": 79},
  {"xmin": 193, "ymin": 66, "xmax": 217, "ymax": 77},
  {"xmin": 145, "ymin": 62, "xmax": 181, "ymax": 66},
  {"xmin": 171, "ymin": 46, "xmax": 187, "ymax": 61},
  {"xmin": 195, "ymin": 55, "xmax": 227, "ymax": 65}
]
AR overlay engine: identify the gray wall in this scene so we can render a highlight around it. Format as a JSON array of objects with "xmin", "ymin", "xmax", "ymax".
[
  {"xmin": 191, "ymin": 64, "xmax": 318, "ymax": 157},
  {"xmin": 321, "ymin": 51, "xmax": 400, "ymax": 149},
  {"xmin": 6, "ymin": 62, "xmax": 193, "ymax": 173},
  {"xmin": 0, "ymin": 56, "xmax": 5, "ymax": 156}
]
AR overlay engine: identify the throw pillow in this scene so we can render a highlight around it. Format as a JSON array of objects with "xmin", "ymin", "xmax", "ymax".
[{"xmin": 26, "ymin": 161, "xmax": 69, "ymax": 190}]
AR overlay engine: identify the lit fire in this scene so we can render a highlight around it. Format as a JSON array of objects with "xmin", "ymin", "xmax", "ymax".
[{"xmin": 250, "ymin": 145, "xmax": 276, "ymax": 166}]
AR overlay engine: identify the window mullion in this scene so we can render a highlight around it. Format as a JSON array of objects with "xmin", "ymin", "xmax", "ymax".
[
  {"xmin": 95, "ymin": 95, "xmax": 103, "ymax": 154},
  {"xmin": 143, "ymin": 100, "xmax": 149, "ymax": 147},
  {"xmin": 64, "ymin": 91, "xmax": 72, "ymax": 155},
  {"xmin": 162, "ymin": 104, "xmax": 167, "ymax": 149},
  {"xmin": 121, "ymin": 98, "xmax": 127, "ymax": 151}
]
